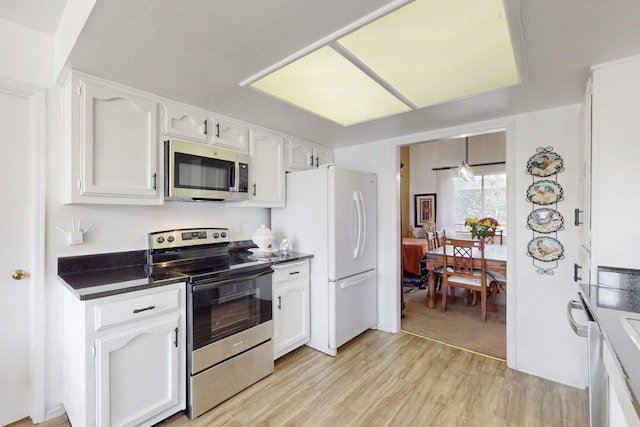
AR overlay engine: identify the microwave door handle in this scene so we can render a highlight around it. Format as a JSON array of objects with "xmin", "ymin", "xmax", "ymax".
[{"xmin": 229, "ymin": 162, "xmax": 236, "ymax": 190}]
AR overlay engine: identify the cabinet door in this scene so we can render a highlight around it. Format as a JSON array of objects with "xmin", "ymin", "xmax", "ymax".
[
  {"xmin": 592, "ymin": 58, "xmax": 640, "ymax": 269},
  {"xmin": 273, "ymin": 280, "xmax": 310, "ymax": 359},
  {"xmin": 577, "ymin": 78, "xmax": 592, "ymax": 251},
  {"xmin": 162, "ymin": 103, "xmax": 211, "ymax": 143},
  {"xmin": 313, "ymin": 144, "xmax": 334, "ymax": 168},
  {"xmin": 285, "ymin": 137, "xmax": 314, "ymax": 171},
  {"xmin": 68, "ymin": 75, "xmax": 160, "ymax": 204},
  {"xmin": 213, "ymin": 116, "xmax": 249, "ymax": 152},
  {"xmin": 95, "ymin": 314, "xmax": 181, "ymax": 427},
  {"xmin": 249, "ymin": 129, "xmax": 285, "ymax": 206}
]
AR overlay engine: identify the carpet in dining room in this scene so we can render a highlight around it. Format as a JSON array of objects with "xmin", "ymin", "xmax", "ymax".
[{"xmin": 401, "ymin": 287, "xmax": 506, "ymax": 360}]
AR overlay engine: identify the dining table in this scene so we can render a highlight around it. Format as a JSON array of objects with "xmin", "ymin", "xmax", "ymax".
[{"xmin": 424, "ymin": 242, "xmax": 507, "ymax": 309}]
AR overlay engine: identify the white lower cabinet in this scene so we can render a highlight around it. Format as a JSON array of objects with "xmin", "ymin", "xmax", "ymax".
[
  {"xmin": 63, "ymin": 283, "xmax": 186, "ymax": 427},
  {"xmin": 272, "ymin": 260, "xmax": 310, "ymax": 359},
  {"xmin": 603, "ymin": 340, "xmax": 640, "ymax": 427}
]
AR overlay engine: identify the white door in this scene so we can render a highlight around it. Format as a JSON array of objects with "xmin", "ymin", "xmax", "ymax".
[
  {"xmin": 0, "ymin": 89, "xmax": 33, "ymax": 425},
  {"xmin": 328, "ymin": 270, "xmax": 377, "ymax": 349},
  {"xmin": 329, "ymin": 167, "xmax": 377, "ymax": 280}
]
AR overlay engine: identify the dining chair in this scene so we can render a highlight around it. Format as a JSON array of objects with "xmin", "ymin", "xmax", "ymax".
[
  {"xmin": 428, "ymin": 230, "xmax": 446, "ymax": 291},
  {"xmin": 484, "ymin": 228, "xmax": 505, "ymax": 312},
  {"xmin": 484, "ymin": 228, "xmax": 503, "ymax": 245},
  {"xmin": 441, "ymin": 237, "xmax": 489, "ymax": 322}
]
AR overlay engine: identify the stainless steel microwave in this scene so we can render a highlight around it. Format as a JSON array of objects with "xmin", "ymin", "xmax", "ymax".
[{"xmin": 164, "ymin": 139, "xmax": 249, "ymax": 201}]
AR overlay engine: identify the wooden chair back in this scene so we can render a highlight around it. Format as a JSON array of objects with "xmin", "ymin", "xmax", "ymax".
[
  {"xmin": 441, "ymin": 237, "xmax": 488, "ymax": 321},
  {"xmin": 429, "ymin": 229, "xmax": 446, "ymax": 250},
  {"xmin": 484, "ymin": 228, "xmax": 503, "ymax": 245}
]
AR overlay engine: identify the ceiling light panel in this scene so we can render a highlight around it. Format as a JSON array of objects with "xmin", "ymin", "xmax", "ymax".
[
  {"xmin": 337, "ymin": 0, "xmax": 519, "ymax": 108},
  {"xmin": 250, "ymin": 46, "xmax": 411, "ymax": 126}
]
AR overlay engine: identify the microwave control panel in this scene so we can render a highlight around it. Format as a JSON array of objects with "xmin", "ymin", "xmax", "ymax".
[{"xmin": 238, "ymin": 163, "xmax": 249, "ymax": 193}]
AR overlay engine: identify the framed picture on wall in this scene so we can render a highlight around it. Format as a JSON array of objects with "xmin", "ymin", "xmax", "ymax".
[{"xmin": 414, "ymin": 193, "xmax": 436, "ymax": 227}]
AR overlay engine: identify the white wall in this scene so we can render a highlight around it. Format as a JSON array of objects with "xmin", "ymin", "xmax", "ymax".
[
  {"xmin": 0, "ymin": 18, "xmax": 53, "ymax": 88},
  {"xmin": 42, "ymin": 88, "xmax": 270, "ymax": 417},
  {"xmin": 335, "ymin": 103, "xmax": 587, "ymax": 389}
]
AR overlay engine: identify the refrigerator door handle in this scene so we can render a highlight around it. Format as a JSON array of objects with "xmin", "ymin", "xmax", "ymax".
[
  {"xmin": 339, "ymin": 271, "xmax": 374, "ymax": 289},
  {"xmin": 357, "ymin": 191, "xmax": 366, "ymax": 259},
  {"xmin": 353, "ymin": 191, "xmax": 362, "ymax": 258}
]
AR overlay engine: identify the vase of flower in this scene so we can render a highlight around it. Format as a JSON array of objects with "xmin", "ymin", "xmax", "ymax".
[{"xmin": 465, "ymin": 217, "xmax": 499, "ymax": 239}]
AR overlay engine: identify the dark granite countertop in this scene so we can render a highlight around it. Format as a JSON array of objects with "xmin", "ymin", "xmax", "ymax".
[
  {"xmin": 58, "ymin": 250, "xmax": 187, "ymax": 301},
  {"xmin": 58, "ymin": 249, "xmax": 313, "ymax": 301},
  {"xmin": 581, "ymin": 266, "xmax": 640, "ymax": 419}
]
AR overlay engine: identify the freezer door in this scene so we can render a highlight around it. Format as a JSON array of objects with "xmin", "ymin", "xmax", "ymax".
[
  {"xmin": 329, "ymin": 167, "xmax": 377, "ymax": 280},
  {"xmin": 328, "ymin": 270, "xmax": 377, "ymax": 349}
]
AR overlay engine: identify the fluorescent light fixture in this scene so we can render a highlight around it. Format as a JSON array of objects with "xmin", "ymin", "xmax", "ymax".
[
  {"xmin": 250, "ymin": 46, "xmax": 411, "ymax": 126},
  {"xmin": 243, "ymin": 0, "xmax": 519, "ymax": 126}
]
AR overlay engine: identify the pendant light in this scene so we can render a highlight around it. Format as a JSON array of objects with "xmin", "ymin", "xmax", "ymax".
[{"xmin": 458, "ymin": 137, "xmax": 475, "ymax": 182}]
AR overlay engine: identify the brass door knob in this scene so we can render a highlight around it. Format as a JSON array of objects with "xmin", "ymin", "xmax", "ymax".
[{"xmin": 12, "ymin": 269, "xmax": 26, "ymax": 280}]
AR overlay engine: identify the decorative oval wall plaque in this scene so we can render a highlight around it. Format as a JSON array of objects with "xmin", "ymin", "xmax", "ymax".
[
  {"xmin": 526, "ymin": 150, "xmax": 564, "ymax": 177},
  {"xmin": 526, "ymin": 180, "xmax": 564, "ymax": 205},
  {"xmin": 527, "ymin": 208, "xmax": 564, "ymax": 233},
  {"xmin": 527, "ymin": 236, "xmax": 564, "ymax": 262}
]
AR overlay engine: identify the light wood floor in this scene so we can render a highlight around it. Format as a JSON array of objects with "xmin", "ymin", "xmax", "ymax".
[{"xmin": 14, "ymin": 329, "xmax": 587, "ymax": 427}]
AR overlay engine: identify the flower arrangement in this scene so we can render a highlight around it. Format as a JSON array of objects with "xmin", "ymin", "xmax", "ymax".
[{"xmin": 465, "ymin": 217, "xmax": 499, "ymax": 239}]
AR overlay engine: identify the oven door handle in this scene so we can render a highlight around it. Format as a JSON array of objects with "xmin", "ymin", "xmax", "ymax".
[
  {"xmin": 567, "ymin": 299, "xmax": 588, "ymax": 337},
  {"xmin": 190, "ymin": 269, "xmax": 272, "ymax": 289}
]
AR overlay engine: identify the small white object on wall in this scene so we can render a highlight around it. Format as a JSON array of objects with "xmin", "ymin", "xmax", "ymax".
[{"xmin": 57, "ymin": 217, "xmax": 93, "ymax": 246}]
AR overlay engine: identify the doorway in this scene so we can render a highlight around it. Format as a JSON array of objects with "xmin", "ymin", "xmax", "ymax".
[{"xmin": 399, "ymin": 132, "xmax": 507, "ymax": 360}]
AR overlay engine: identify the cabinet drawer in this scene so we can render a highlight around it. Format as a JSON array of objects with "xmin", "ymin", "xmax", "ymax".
[
  {"xmin": 273, "ymin": 260, "xmax": 309, "ymax": 285},
  {"xmin": 94, "ymin": 287, "xmax": 182, "ymax": 331}
]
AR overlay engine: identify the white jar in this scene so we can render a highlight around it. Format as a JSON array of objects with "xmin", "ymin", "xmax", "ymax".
[{"xmin": 251, "ymin": 224, "xmax": 274, "ymax": 249}]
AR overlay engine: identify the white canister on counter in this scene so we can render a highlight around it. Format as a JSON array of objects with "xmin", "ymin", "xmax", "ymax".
[{"xmin": 251, "ymin": 224, "xmax": 274, "ymax": 249}]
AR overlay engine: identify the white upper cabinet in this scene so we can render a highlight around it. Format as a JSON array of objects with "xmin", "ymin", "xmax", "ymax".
[
  {"xmin": 213, "ymin": 115, "xmax": 249, "ymax": 152},
  {"xmin": 161, "ymin": 102, "xmax": 212, "ymax": 144},
  {"xmin": 63, "ymin": 72, "xmax": 161, "ymax": 205},
  {"xmin": 590, "ymin": 55, "xmax": 640, "ymax": 271},
  {"xmin": 285, "ymin": 136, "xmax": 334, "ymax": 171},
  {"xmin": 247, "ymin": 128, "xmax": 285, "ymax": 207}
]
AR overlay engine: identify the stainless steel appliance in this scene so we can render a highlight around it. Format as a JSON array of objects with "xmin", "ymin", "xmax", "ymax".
[
  {"xmin": 149, "ymin": 228, "xmax": 273, "ymax": 419},
  {"xmin": 164, "ymin": 139, "xmax": 250, "ymax": 201},
  {"xmin": 567, "ymin": 295, "xmax": 608, "ymax": 427}
]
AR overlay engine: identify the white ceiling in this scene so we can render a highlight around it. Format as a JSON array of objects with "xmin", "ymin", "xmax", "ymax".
[
  {"xmin": 0, "ymin": 0, "xmax": 65, "ymax": 36},
  {"xmin": 4, "ymin": 0, "xmax": 640, "ymax": 148}
]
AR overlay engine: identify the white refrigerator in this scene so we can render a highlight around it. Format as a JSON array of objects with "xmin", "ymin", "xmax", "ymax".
[{"xmin": 271, "ymin": 165, "xmax": 377, "ymax": 356}]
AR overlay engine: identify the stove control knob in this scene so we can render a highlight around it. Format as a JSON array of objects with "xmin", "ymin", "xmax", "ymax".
[
  {"xmin": 213, "ymin": 232, "xmax": 220, "ymax": 238},
  {"xmin": 156, "ymin": 237, "xmax": 165, "ymax": 244},
  {"xmin": 167, "ymin": 236, "xmax": 174, "ymax": 243},
  {"xmin": 221, "ymin": 232, "xmax": 227, "ymax": 238}
]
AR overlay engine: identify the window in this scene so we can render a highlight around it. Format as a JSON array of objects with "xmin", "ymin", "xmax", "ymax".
[{"xmin": 453, "ymin": 172, "xmax": 507, "ymax": 232}]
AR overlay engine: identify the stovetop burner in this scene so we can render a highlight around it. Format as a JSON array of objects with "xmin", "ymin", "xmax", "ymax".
[{"xmin": 148, "ymin": 228, "xmax": 270, "ymax": 284}]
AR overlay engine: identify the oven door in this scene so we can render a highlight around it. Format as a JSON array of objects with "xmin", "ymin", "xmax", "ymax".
[{"xmin": 188, "ymin": 268, "xmax": 273, "ymax": 372}]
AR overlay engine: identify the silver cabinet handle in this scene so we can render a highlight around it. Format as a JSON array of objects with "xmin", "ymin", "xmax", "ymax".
[
  {"xmin": 566, "ymin": 299, "xmax": 587, "ymax": 337},
  {"xmin": 252, "ymin": 183, "xmax": 257, "ymax": 196},
  {"xmin": 152, "ymin": 173, "xmax": 157, "ymax": 190},
  {"xmin": 203, "ymin": 119, "xmax": 208, "ymax": 135},
  {"xmin": 277, "ymin": 296, "xmax": 282, "ymax": 310}
]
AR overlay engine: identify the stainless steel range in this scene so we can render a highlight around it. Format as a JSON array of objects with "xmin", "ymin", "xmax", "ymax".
[{"xmin": 148, "ymin": 228, "xmax": 274, "ymax": 419}]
